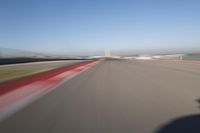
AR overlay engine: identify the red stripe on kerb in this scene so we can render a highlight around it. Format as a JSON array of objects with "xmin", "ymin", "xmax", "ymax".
[{"xmin": 0, "ymin": 61, "xmax": 97, "ymax": 96}]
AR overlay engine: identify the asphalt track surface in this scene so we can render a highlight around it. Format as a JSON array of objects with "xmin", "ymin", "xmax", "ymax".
[{"xmin": 0, "ymin": 59, "xmax": 200, "ymax": 133}]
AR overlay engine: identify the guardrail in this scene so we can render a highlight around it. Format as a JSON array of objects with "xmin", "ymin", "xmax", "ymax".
[{"xmin": 0, "ymin": 48, "xmax": 90, "ymax": 65}]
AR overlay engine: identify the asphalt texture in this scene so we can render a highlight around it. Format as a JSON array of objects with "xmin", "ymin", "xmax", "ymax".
[{"xmin": 0, "ymin": 59, "xmax": 200, "ymax": 133}]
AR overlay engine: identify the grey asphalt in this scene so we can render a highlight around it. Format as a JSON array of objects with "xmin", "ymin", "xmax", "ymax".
[{"xmin": 0, "ymin": 59, "xmax": 200, "ymax": 133}]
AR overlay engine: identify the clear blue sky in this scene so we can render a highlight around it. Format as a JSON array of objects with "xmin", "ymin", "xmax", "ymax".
[{"xmin": 0, "ymin": 0, "xmax": 200, "ymax": 54}]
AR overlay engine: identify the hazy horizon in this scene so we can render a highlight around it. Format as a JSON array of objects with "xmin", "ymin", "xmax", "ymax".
[{"xmin": 0, "ymin": 0, "xmax": 200, "ymax": 55}]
